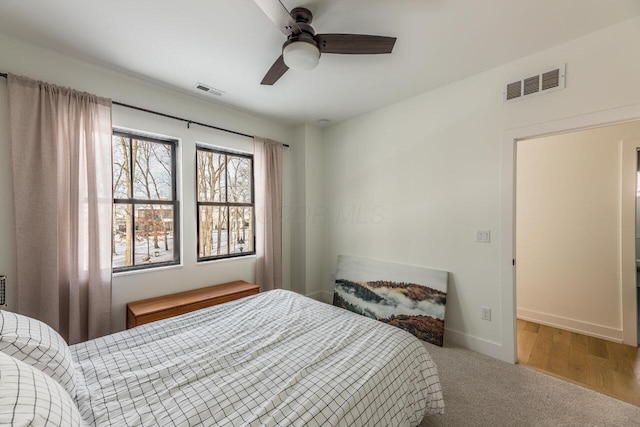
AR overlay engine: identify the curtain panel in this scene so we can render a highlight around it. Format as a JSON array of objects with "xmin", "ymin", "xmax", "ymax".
[
  {"xmin": 8, "ymin": 74, "xmax": 113, "ymax": 344},
  {"xmin": 254, "ymin": 137, "xmax": 283, "ymax": 291}
]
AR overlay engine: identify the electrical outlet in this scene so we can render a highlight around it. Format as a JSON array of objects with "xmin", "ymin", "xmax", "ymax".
[{"xmin": 481, "ymin": 306, "xmax": 491, "ymax": 321}]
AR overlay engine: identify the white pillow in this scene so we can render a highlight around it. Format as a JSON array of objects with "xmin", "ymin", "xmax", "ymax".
[
  {"xmin": 0, "ymin": 352, "xmax": 84, "ymax": 426},
  {"xmin": 0, "ymin": 311, "xmax": 76, "ymax": 398}
]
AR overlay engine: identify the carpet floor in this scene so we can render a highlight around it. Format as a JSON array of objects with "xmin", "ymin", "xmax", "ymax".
[{"xmin": 420, "ymin": 343, "xmax": 640, "ymax": 426}]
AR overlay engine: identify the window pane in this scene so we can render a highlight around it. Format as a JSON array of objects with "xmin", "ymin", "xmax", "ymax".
[
  {"xmin": 230, "ymin": 207, "xmax": 253, "ymax": 254},
  {"xmin": 227, "ymin": 156, "xmax": 252, "ymax": 203},
  {"xmin": 134, "ymin": 204, "xmax": 175, "ymax": 265},
  {"xmin": 199, "ymin": 206, "xmax": 228, "ymax": 258},
  {"xmin": 112, "ymin": 136, "xmax": 131, "ymax": 199},
  {"xmin": 112, "ymin": 131, "xmax": 179, "ymax": 272},
  {"xmin": 113, "ymin": 204, "xmax": 133, "ymax": 268},
  {"xmin": 197, "ymin": 150, "xmax": 226, "ymax": 202},
  {"xmin": 133, "ymin": 139, "xmax": 173, "ymax": 200}
]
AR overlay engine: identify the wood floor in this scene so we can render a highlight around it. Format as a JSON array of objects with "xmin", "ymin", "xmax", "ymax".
[{"xmin": 517, "ymin": 319, "xmax": 640, "ymax": 406}]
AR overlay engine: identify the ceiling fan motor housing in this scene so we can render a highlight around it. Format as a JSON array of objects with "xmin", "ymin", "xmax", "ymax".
[
  {"xmin": 282, "ymin": 7, "xmax": 320, "ymax": 70},
  {"xmin": 290, "ymin": 7, "xmax": 313, "ymax": 25},
  {"xmin": 284, "ymin": 7, "xmax": 317, "ymax": 49}
]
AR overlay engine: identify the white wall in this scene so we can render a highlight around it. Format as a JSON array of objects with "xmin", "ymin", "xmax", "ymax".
[
  {"xmin": 289, "ymin": 123, "xmax": 326, "ymax": 300},
  {"xmin": 516, "ymin": 121, "xmax": 640, "ymax": 342},
  {"xmin": 0, "ymin": 34, "xmax": 294, "ymax": 332},
  {"xmin": 320, "ymin": 17, "xmax": 640, "ymax": 360},
  {"xmin": 289, "ymin": 125, "xmax": 307, "ymax": 296},
  {"xmin": 302, "ymin": 124, "xmax": 326, "ymax": 300}
]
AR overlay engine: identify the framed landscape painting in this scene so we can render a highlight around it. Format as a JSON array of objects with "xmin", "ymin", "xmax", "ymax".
[{"xmin": 333, "ymin": 255, "xmax": 449, "ymax": 346}]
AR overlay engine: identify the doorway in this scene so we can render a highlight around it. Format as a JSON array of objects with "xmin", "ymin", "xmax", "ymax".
[
  {"xmin": 515, "ymin": 123, "xmax": 637, "ymax": 345},
  {"xmin": 499, "ymin": 107, "xmax": 640, "ymax": 367},
  {"xmin": 513, "ymin": 120, "xmax": 640, "ymax": 405}
]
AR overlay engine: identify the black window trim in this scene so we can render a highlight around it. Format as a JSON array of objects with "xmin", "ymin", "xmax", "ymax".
[
  {"xmin": 112, "ymin": 129, "xmax": 181, "ymax": 273},
  {"xmin": 196, "ymin": 144, "xmax": 256, "ymax": 262}
]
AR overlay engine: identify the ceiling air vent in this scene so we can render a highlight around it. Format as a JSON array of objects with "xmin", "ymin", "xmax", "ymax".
[
  {"xmin": 195, "ymin": 82, "xmax": 225, "ymax": 97},
  {"xmin": 504, "ymin": 64, "xmax": 565, "ymax": 103}
]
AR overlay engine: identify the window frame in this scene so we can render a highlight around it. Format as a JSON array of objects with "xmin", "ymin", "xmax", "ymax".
[
  {"xmin": 196, "ymin": 145, "xmax": 255, "ymax": 262},
  {"xmin": 112, "ymin": 129, "xmax": 180, "ymax": 273}
]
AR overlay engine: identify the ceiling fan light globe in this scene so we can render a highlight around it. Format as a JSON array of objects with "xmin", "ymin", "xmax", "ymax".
[{"xmin": 283, "ymin": 41, "xmax": 320, "ymax": 71}]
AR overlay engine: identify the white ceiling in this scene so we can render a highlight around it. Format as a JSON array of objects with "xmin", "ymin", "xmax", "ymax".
[{"xmin": 1, "ymin": 0, "xmax": 639, "ymax": 127}]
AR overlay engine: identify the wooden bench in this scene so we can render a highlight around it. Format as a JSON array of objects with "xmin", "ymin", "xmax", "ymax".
[{"xmin": 126, "ymin": 280, "xmax": 260, "ymax": 329}]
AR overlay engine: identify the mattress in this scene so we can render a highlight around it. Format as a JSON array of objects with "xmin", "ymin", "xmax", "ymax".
[{"xmin": 70, "ymin": 289, "xmax": 444, "ymax": 426}]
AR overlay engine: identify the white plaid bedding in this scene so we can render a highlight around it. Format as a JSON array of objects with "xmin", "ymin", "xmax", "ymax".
[{"xmin": 70, "ymin": 290, "xmax": 444, "ymax": 426}]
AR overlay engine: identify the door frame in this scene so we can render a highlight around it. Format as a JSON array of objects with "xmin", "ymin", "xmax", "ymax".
[
  {"xmin": 620, "ymin": 138, "xmax": 640, "ymax": 345},
  {"xmin": 500, "ymin": 104, "xmax": 640, "ymax": 363}
]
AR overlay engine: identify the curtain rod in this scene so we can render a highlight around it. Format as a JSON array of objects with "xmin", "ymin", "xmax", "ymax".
[{"xmin": 0, "ymin": 72, "xmax": 289, "ymax": 148}]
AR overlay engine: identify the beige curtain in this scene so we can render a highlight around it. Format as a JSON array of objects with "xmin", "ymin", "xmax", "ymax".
[
  {"xmin": 8, "ymin": 74, "xmax": 113, "ymax": 344},
  {"xmin": 254, "ymin": 137, "xmax": 283, "ymax": 291}
]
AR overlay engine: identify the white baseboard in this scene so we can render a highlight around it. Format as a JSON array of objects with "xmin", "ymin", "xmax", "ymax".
[
  {"xmin": 443, "ymin": 327, "xmax": 507, "ymax": 362},
  {"xmin": 321, "ymin": 291, "xmax": 333, "ymax": 304},
  {"xmin": 517, "ymin": 308, "xmax": 623, "ymax": 343}
]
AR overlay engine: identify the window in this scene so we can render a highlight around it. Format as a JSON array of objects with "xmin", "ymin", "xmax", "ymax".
[
  {"xmin": 112, "ymin": 130, "xmax": 179, "ymax": 272},
  {"xmin": 196, "ymin": 146, "xmax": 254, "ymax": 261}
]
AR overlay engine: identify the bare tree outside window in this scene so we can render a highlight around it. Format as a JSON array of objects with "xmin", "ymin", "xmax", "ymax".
[
  {"xmin": 112, "ymin": 131, "xmax": 179, "ymax": 272},
  {"xmin": 197, "ymin": 146, "xmax": 254, "ymax": 261}
]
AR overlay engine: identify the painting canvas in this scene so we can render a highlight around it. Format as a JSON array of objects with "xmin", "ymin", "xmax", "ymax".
[{"xmin": 333, "ymin": 255, "xmax": 449, "ymax": 346}]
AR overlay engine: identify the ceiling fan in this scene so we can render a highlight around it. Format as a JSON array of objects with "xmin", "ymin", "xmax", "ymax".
[{"xmin": 254, "ymin": 0, "xmax": 397, "ymax": 85}]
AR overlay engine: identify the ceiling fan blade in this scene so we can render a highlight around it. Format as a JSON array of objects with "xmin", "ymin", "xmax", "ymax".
[
  {"xmin": 254, "ymin": 0, "xmax": 300, "ymax": 36},
  {"xmin": 315, "ymin": 34, "xmax": 397, "ymax": 55},
  {"xmin": 261, "ymin": 55, "xmax": 289, "ymax": 85}
]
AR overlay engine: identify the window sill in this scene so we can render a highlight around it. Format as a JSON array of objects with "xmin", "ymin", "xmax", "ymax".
[
  {"xmin": 197, "ymin": 254, "xmax": 256, "ymax": 266},
  {"xmin": 112, "ymin": 262, "xmax": 183, "ymax": 278}
]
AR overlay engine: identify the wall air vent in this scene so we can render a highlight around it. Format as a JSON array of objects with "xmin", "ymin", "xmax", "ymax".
[
  {"xmin": 195, "ymin": 82, "xmax": 225, "ymax": 97},
  {"xmin": 504, "ymin": 64, "xmax": 565, "ymax": 103},
  {"xmin": 542, "ymin": 69, "xmax": 560, "ymax": 91},
  {"xmin": 523, "ymin": 76, "xmax": 540, "ymax": 95},
  {"xmin": 506, "ymin": 81, "xmax": 522, "ymax": 101}
]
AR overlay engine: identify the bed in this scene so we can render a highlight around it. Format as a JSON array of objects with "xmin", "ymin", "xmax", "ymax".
[{"xmin": 0, "ymin": 289, "xmax": 444, "ymax": 426}]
